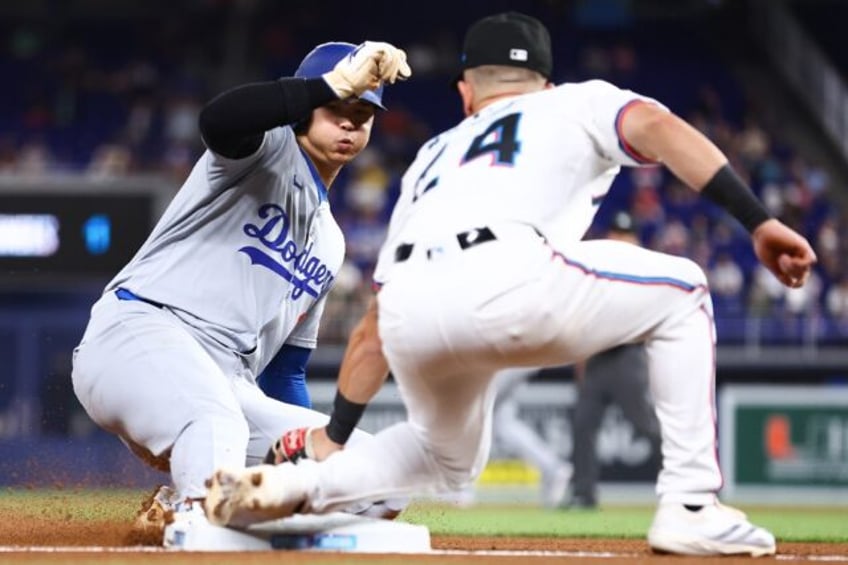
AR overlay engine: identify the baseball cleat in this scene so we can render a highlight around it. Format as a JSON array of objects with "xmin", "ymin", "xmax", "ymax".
[
  {"xmin": 343, "ymin": 498, "xmax": 407, "ymax": 520},
  {"xmin": 540, "ymin": 464, "xmax": 572, "ymax": 509},
  {"xmin": 127, "ymin": 485, "xmax": 205, "ymax": 546},
  {"xmin": 648, "ymin": 501, "xmax": 776, "ymax": 556},
  {"xmin": 204, "ymin": 464, "xmax": 307, "ymax": 528},
  {"xmin": 127, "ymin": 485, "xmax": 176, "ymax": 545}
]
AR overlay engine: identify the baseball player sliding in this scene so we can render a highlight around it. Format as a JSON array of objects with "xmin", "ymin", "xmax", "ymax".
[
  {"xmin": 204, "ymin": 12, "xmax": 816, "ymax": 557},
  {"xmin": 70, "ymin": 40, "xmax": 410, "ymax": 538}
]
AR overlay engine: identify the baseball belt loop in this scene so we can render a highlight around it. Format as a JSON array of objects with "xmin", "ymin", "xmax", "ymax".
[{"xmin": 394, "ymin": 243, "xmax": 414, "ymax": 262}]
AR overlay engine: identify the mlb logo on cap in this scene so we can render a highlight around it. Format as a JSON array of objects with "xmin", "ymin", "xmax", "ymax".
[{"xmin": 510, "ymin": 48, "xmax": 528, "ymax": 62}]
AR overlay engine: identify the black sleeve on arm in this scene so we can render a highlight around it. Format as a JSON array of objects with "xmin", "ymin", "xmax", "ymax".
[
  {"xmin": 700, "ymin": 164, "xmax": 773, "ymax": 233},
  {"xmin": 198, "ymin": 77, "xmax": 337, "ymax": 159}
]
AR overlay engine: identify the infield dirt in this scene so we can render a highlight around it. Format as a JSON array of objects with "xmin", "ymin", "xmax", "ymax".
[{"xmin": 0, "ymin": 511, "xmax": 846, "ymax": 564}]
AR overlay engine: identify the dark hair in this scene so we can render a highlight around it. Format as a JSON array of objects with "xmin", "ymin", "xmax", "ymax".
[{"xmin": 293, "ymin": 115, "xmax": 312, "ymax": 136}]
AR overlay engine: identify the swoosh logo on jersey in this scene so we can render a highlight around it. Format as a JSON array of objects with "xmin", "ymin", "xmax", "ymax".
[{"xmin": 239, "ymin": 204, "xmax": 335, "ymax": 300}]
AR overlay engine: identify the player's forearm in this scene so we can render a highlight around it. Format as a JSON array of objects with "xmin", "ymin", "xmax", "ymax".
[
  {"xmin": 337, "ymin": 297, "xmax": 389, "ymax": 403},
  {"xmin": 198, "ymin": 78, "xmax": 336, "ymax": 158},
  {"xmin": 337, "ymin": 308, "xmax": 390, "ymax": 403},
  {"xmin": 325, "ymin": 297, "xmax": 389, "ymax": 445},
  {"xmin": 621, "ymin": 103, "xmax": 771, "ymax": 233}
]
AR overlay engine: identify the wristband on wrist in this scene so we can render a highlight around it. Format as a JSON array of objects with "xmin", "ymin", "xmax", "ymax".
[
  {"xmin": 325, "ymin": 390, "xmax": 367, "ymax": 445},
  {"xmin": 700, "ymin": 164, "xmax": 772, "ymax": 233}
]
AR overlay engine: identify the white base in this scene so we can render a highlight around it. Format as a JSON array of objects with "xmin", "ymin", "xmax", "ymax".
[{"xmin": 163, "ymin": 512, "xmax": 431, "ymax": 553}]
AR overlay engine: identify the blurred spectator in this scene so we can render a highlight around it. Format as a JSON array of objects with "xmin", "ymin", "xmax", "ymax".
[
  {"xmin": 86, "ymin": 144, "xmax": 133, "ymax": 179},
  {"xmin": 318, "ymin": 260, "xmax": 369, "ymax": 344},
  {"xmin": 816, "ymin": 214, "xmax": 844, "ymax": 282},
  {"xmin": 16, "ymin": 142, "xmax": 52, "ymax": 176},
  {"xmin": 760, "ymin": 182, "xmax": 785, "ymax": 218},
  {"xmin": 709, "ymin": 252, "xmax": 745, "ymax": 315},
  {"xmin": 748, "ymin": 264, "xmax": 786, "ymax": 317},
  {"xmin": 630, "ymin": 169, "xmax": 665, "ymax": 230},
  {"xmin": 405, "ymin": 30, "xmax": 460, "ymax": 76},
  {"xmin": 736, "ymin": 117, "xmax": 770, "ymax": 170},
  {"xmin": 826, "ymin": 275, "xmax": 848, "ymax": 321},
  {"xmin": 0, "ymin": 2, "xmax": 845, "ymax": 347},
  {"xmin": 0, "ymin": 136, "xmax": 18, "ymax": 173},
  {"xmin": 342, "ymin": 148, "xmax": 392, "ymax": 270},
  {"xmin": 653, "ymin": 218, "xmax": 689, "ymax": 257},
  {"xmin": 784, "ymin": 270, "xmax": 822, "ymax": 318},
  {"xmin": 163, "ymin": 92, "xmax": 202, "ymax": 148}
]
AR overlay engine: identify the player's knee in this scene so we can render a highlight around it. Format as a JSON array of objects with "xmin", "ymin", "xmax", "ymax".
[{"xmin": 180, "ymin": 409, "xmax": 250, "ymax": 456}]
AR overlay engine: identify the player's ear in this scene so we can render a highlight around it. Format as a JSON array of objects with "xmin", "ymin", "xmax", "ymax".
[
  {"xmin": 544, "ymin": 81, "xmax": 555, "ymax": 90},
  {"xmin": 457, "ymin": 80, "xmax": 474, "ymax": 116}
]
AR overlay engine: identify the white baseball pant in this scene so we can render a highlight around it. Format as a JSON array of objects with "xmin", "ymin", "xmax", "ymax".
[{"xmin": 297, "ymin": 222, "xmax": 720, "ymax": 511}]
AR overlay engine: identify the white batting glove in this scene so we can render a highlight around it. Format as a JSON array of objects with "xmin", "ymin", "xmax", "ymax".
[{"xmin": 322, "ymin": 41, "xmax": 412, "ymax": 99}]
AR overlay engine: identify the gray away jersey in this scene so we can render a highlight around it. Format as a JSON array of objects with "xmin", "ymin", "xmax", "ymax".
[{"xmin": 107, "ymin": 127, "xmax": 345, "ymax": 373}]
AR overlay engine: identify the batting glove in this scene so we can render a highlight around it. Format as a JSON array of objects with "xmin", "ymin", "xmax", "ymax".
[
  {"xmin": 263, "ymin": 427, "xmax": 317, "ymax": 465},
  {"xmin": 322, "ymin": 41, "xmax": 412, "ymax": 99}
]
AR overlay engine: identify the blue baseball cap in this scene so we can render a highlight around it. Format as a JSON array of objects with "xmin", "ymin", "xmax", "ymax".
[{"xmin": 295, "ymin": 42, "xmax": 386, "ymax": 110}]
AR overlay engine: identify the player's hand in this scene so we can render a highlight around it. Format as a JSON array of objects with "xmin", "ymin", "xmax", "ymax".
[
  {"xmin": 263, "ymin": 426, "xmax": 343, "ymax": 464},
  {"xmin": 751, "ymin": 219, "xmax": 817, "ymax": 288},
  {"xmin": 305, "ymin": 427, "xmax": 345, "ymax": 460},
  {"xmin": 323, "ymin": 41, "xmax": 411, "ymax": 99},
  {"xmin": 371, "ymin": 42, "xmax": 412, "ymax": 84}
]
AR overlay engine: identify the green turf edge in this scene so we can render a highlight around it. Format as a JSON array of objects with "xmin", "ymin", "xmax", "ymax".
[
  {"xmin": 1, "ymin": 489, "xmax": 845, "ymax": 543},
  {"xmin": 398, "ymin": 502, "xmax": 848, "ymax": 542}
]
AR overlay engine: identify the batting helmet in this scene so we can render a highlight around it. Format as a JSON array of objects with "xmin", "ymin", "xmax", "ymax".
[{"xmin": 295, "ymin": 42, "xmax": 386, "ymax": 110}]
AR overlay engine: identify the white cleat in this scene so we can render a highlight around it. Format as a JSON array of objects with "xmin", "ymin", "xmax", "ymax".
[
  {"xmin": 648, "ymin": 501, "xmax": 776, "ymax": 557},
  {"xmin": 541, "ymin": 464, "xmax": 572, "ymax": 509},
  {"xmin": 204, "ymin": 464, "xmax": 307, "ymax": 528}
]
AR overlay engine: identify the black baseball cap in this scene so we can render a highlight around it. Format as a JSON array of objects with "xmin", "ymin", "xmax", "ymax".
[{"xmin": 455, "ymin": 12, "xmax": 553, "ymax": 83}]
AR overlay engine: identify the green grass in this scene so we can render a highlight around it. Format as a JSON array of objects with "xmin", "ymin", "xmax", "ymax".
[
  {"xmin": 399, "ymin": 501, "xmax": 848, "ymax": 543},
  {"xmin": 0, "ymin": 487, "xmax": 142, "ymax": 522},
  {"xmin": 2, "ymin": 488, "xmax": 845, "ymax": 544}
]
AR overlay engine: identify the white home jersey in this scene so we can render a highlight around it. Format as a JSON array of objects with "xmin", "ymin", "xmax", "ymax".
[
  {"xmin": 107, "ymin": 127, "xmax": 344, "ymax": 371},
  {"xmin": 374, "ymin": 79, "xmax": 664, "ymax": 284}
]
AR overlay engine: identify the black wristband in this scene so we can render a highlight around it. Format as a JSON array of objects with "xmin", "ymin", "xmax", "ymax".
[
  {"xmin": 700, "ymin": 165, "xmax": 772, "ymax": 233},
  {"xmin": 325, "ymin": 390, "xmax": 367, "ymax": 445}
]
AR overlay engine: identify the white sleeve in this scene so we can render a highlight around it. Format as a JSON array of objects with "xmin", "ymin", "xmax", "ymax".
[{"xmin": 579, "ymin": 79, "xmax": 668, "ymax": 167}]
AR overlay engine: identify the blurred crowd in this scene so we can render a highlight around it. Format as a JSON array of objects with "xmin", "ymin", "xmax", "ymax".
[{"xmin": 2, "ymin": 4, "xmax": 847, "ymax": 345}]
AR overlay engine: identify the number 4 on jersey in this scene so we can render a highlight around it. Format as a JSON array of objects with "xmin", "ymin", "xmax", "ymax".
[
  {"xmin": 461, "ymin": 113, "xmax": 522, "ymax": 166},
  {"xmin": 412, "ymin": 112, "xmax": 523, "ymax": 203}
]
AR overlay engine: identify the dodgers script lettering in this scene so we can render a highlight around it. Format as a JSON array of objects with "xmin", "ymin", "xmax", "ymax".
[{"xmin": 239, "ymin": 204, "xmax": 335, "ymax": 299}]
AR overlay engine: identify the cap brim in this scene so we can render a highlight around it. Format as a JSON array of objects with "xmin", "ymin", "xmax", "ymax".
[{"xmin": 359, "ymin": 90, "xmax": 386, "ymax": 110}]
